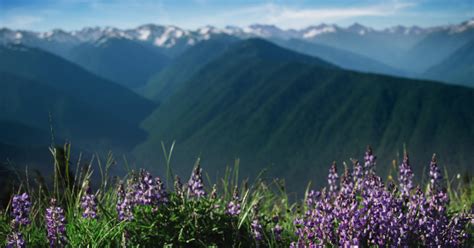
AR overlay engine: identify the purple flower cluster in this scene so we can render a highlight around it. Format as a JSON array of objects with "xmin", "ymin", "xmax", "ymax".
[
  {"xmin": 250, "ymin": 202, "xmax": 263, "ymax": 241},
  {"xmin": 116, "ymin": 182, "xmax": 134, "ymax": 221},
  {"xmin": 6, "ymin": 222, "xmax": 25, "ymax": 248},
  {"xmin": 364, "ymin": 145, "xmax": 376, "ymax": 174},
  {"xmin": 45, "ymin": 198, "xmax": 67, "ymax": 247},
  {"xmin": 174, "ymin": 175, "xmax": 184, "ymax": 198},
  {"xmin": 80, "ymin": 182, "xmax": 98, "ymax": 219},
  {"xmin": 133, "ymin": 169, "xmax": 168, "ymax": 207},
  {"xmin": 327, "ymin": 162, "xmax": 338, "ymax": 197},
  {"xmin": 7, "ymin": 193, "xmax": 31, "ymax": 248},
  {"xmin": 225, "ymin": 186, "xmax": 241, "ymax": 216},
  {"xmin": 398, "ymin": 151, "xmax": 414, "ymax": 199},
  {"xmin": 293, "ymin": 147, "xmax": 472, "ymax": 247},
  {"xmin": 429, "ymin": 154, "xmax": 442, "ymax": 193},
  {"xmin": 272, "ymin": 216, "xmax": 283, "ymax": 241},
  {"xmin": 11, "ymin": 193, "xmax": 31, "ymax": 226},
  {"xmin": 188, "ymin": 164, "xmax": 206, "ymax": 198}
]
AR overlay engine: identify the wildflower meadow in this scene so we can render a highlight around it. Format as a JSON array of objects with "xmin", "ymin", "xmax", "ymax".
[{"xmin": 1, "ymin": 146, "xmax": 472, "ymax": 247}]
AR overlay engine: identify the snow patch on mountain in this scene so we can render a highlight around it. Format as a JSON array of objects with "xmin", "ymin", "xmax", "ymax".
[{"xmin": 303, "ymin": 26, "xmax": 336, "ymax": 38}]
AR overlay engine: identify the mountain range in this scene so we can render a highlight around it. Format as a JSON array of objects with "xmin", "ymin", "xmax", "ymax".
[
  {"xmin": 0, "ymin": 19, "xmax": 473, "ymax": 191},
  {"xmin": 1, "ymin": 19, "xmax": 473, "ymax": 87}
]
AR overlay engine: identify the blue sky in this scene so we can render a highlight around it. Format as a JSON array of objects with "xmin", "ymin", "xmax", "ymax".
[{"xmin": 1, "ymin": 0, "xmax": 473, "ymax": 31}]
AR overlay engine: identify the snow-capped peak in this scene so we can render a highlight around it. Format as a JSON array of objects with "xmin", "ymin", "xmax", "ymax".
[
  {"xmin": 449, "ymin": 18, "xmax": 474, "ymax": 33},
  {"xmin": 347, "ymin": 23, "xmax": 373, "ymax": 35},
  {"xmin": 302, "ymin": 24, "xmax": 337, "ymax": 38}
]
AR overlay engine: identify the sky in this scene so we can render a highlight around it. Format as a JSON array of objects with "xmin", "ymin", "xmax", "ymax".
[{"xmin": 1, "ymin": 0, "xmax": 473, "ymax": 31}]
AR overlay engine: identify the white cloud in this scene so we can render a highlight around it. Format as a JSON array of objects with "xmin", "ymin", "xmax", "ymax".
[
  {"xmin": 209, "ymin": 1, "xmax": 417, "ymax": 29},
  {"xmin": 2, "ymin": 15, "xmax": 44, "ymax": 29}
]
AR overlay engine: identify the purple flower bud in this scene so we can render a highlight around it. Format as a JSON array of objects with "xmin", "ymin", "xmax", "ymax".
[
  {"xmin": 327, "ymin": 162, "xmax": 339, "ymax": 196},
  {"xmin": 398, "ymin": 152, "xmax": 413, "ymax": 199},
  {"xmin": 81, "ymin": 182, "xmax": 98, "ymax": 219},
  {"xmin": 187, "ymin": 164, "xmax": 206, "ymax": 198},
  {"xmin": 116, "ymin": 182, "xmax": 133, "ymax": 221},
  {"xmin": 45, "ymin": 198, "xmax": 67, "ymax": 247},
  {"xmin": 7, "ymin": 220, "xmax": 25, "ymax": 247},
  {"xmin": 11, "ymin": 193, "xmax": 31, "ymax": 227},
  {"xmin": 210, "ymin": 184, "xmax": 218, "ymax": 200},
  {"xmin": 6, "ymin": 226, "xmax": 25, "ymax": 248},
  {"xmin": 364, "ymin": 146, "xmax": 376, "ymax": 174},
  {"xmin": 352, "ymin": 159, "xmax": 363, "ymax": 191},
  {"xmin": 174, "ymin": 175, "xmax": 184, "ymax": 198},
  {"xmin": 251, "ymin": 218, "xmax": 263, "ymax": 241},
  {"xmin": 271, "ymin": 215, "xmax": 283, "ymax": 241},
  {"xmin": 429, "ymin": 154, "xmax": 442, "ymax": 193},
  {"xmin": 305, "ymin": 190, "xmax": 319, "ymax": 208},
  {"xmin": 225, "ymin": 186, "xmax": 241, "ymax": 216}
]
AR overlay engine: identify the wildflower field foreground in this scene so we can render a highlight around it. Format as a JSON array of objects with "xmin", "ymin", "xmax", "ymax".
[{"xmin": 1, "ymin": 146, "xmax": 473, "ymax": 247}]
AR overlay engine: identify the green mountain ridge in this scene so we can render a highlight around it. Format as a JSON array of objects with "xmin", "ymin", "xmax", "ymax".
[
  {"xmin": 0, "ymin": 72, "xmax": 146, "ymax": 152},
  {"xmin": 406, "ymin": 27, "xmax": 474, "ymax": 73},
  {"xmin": 0, "ymin": 45, "xmax": 157, "ymax": 168},
  {"xmin": 424, "ymin": 40, "xmax": 474, "ymax": 87},
  {"xmin": 67, "ymin": 38, "xmax": 171, "ymax": 89},
  {"xmin": 143, "ymin": 36, "xmax": 240, "ymax": 102},
  {"xmin": 135, "ymin": 38, "xmax": 474, "ymax": 191},
  {"xmin": 274, "ymin": 38, "xmax": 409, "ymax": 77},
  {"xmin": 0, "ymin": 45, "xmax": 155, "ymax": 124}
]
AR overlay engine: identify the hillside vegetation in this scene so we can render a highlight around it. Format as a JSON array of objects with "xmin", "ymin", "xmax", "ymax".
[{"xmin": 136, "ymin": 39, "xmax": 474, "ymax": 191}]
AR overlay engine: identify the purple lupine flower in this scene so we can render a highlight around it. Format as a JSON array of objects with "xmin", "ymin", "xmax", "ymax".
[
  {"xmin": 6, "ymin": 221, "xmax": 25, "ymax": 248},
  {"xmin": 11, "ymin": 193, "xmax": 31, "ymax": 226},
  {"xmin": 116, "ymin": 182, "xmax": 133, "ymax": 221},
  {"xmin": 174, "ymin": 175, "xmax": 184, "ymax": 198},
  {"xmin": 272, "ymin": 215, "xmax": 282, "ymax": 241},
  {"xmin": 327, "ymin": 162, "xmax": 339, "ymax": 196},
  {"xmin": 291, "ymin": 150, "xmax": 472, "ymax": 247},
  {"xmin": 359, "ymin": 174, "xmax": 403, "ymax": 246},
  {"xmin": 225, "ymin": 186, "xmax": 241, "ymax": 216},
  {"xmin": 429, "ymin": 154, "xmax": 442, "ymax": 193},
  {"xmin": 6, "ymin": 232, "xmax": 25, "ymax": 248},
  {"xmin": 444, "ymin": 213, "xmax": 471, "ymax": 246},
  {"xmin": 352, "ymin": 159, "xmax": 363, "ymax": 191},
  {"xmin": 403, "ymin": 187, "xmax": 427, "ymax": 245},
  {"xmin": 81, "ymin": 182, "xmax": 98, "ymax": 219},
  {"xmin": 134, "ymin": 169, "xmax": 154, "ymax": 205},
  {"xmin": 334, "ymin": 168, "xmax": 360, "ymax": 247},
  {"xmin": 155, "ymin": 176, "xmax": 168, "ymax": 204},
  {"xmin": 134, "ymin": 169, "xmax": 168, "ymax": 207},
  {"xmin": 305, "ymin": 190, "xmax": 319, "ymax": 209},
  {"xmin": 250, "ymin": 202, "xmax": 263, "ymax": 241},
  {"xmin": 272, "ymin": 224, "xmax": 282, "ymax": 241},
  {"xmin": 398, "ymin": 152, "xmax": 413, "ymax": 199},
  {"xmin": 210, "ymin": 184, "xmax": 218, "ymax": 200},
  {"xmin": 187, "ymin": 164, "xmax": 206, "ymax": 198},
  {"xmin": 304, "ymin": 188, "xmax": 335, "ymax": 245},
  {"xmin": 251, "ymin": 218, "xmax": 263, "ymax": 241},
  {"xmin": 364, "ymin": 146, "xmax": 376, "ymax": 175},
  {"xmin": 45, "ymin": 198, "xmax": 67, "ymax": 247},
  {"xmin": 424, "ymin": 189, "xmax": 449, "ymax": 246}
]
